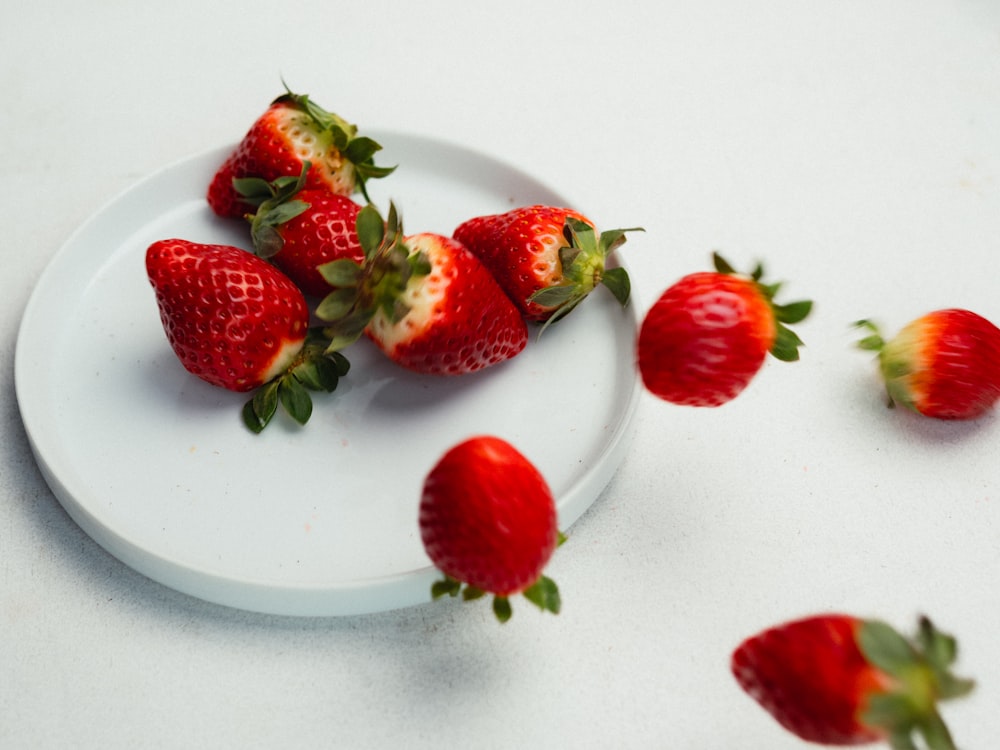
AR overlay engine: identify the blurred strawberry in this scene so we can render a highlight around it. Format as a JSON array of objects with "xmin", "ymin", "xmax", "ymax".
[
  {"xmin": 637, "ymin": 253, "xmax": 812, "ymax": 406},
  {"xmin": 855, "ymin": 308, "xmax": 1000, "ymax": 419},
  {"xmin": 732, "ymin": 613, "xmax": 973, "ymax": 749},
  {"xmin": 419, "ymin": 435, "xmax": 561, "ymax": 622}
]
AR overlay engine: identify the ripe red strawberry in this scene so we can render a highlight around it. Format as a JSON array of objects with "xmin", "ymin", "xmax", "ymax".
[
  {"xmin": 145, "ymin": 239, "xmax": 349, "ymax": 432},
  {"xmin": 239, "ymin": 165, "xmax": 364, "ymax": 298},
  {"xmin": 206, "ymin": 87, "xmax": 393, "ymax": 218},
  {"xmin": 855, "ymin": 309, "xmax": 1000, "ymax": 420},
  {"xmin": 419, "ymin": 435, "xmax": 561, "ymax": 622},
  {"xmin": 315, "ymin": 203, "xmax": 528, "ymax": 375},
  {"xmin": 731, "ymin": 614, "xmax": 973, "ymax": 749},
  {"xmin": 637, "ymin": 253, "xmax": 812, "ymax": 406},
  {"xmin": 453, "ymin": 206, "xmax": 641, "ymax": 327}
]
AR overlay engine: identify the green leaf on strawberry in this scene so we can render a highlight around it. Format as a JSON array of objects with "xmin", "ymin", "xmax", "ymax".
[
  {"xmin": 522, "ymin": 575, "xmax": 561, "ymax": 615},
  {"xmin": 241, "ymin": 328, "xmax": 351, "ymax": 433},
  {"xmin": 316, "ymin": 201, "xmax": 432, "ymax": 352},
  {"xmin": 492, "ymin": 597, "xmax": 513, "ymax": 624}
]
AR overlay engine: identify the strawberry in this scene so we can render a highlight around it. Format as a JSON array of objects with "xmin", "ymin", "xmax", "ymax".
[
  {"xmin": 239, "ymin": 164, "xmax": 364, "ymax": 298},
  {"xmin": 206, "ymin": 87, "xmax": 393, "ymax": 218},
  {"xmin": 636, "ymin": 253, "xmax": 812, "ymax": 406},
  {"xmin": 419, "ymin": 435, "xmax": 561, "ymax": 622},
  {"xmin": 731, "ymin": 614, "xmax": 973, "ymax": 749},
  {"xmin": 855, "ymin": 309, "xmax": 1000, "ymax": 420},
  {"xmin": 453, "ymin": 205, "xmax": 640, "ymax": 327},
  {"xmin": 315, "ymin": 202, "xmax": 528, "ymax": 375},
  {"xmin": 145, "ymin": 239, "xmax": 349, "ymax": 432}
]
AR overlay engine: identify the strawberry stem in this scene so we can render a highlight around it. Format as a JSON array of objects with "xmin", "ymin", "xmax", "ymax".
[{"xmin": 858, "ymin": 616, "xmax": 972, "ymax": 750}]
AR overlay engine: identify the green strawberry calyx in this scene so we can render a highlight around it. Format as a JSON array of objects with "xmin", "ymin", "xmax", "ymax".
[
  {"xmin": 428, "ymin": 532, "xmax": 566, "ymax": 623},
  {"xmin": 275, "ymin": 84, "xmax": 396, "ymax": 202},
  {"xmin": 313, "ymin": 201, "xmax": 430, "ymax": 353},
  {"xmin": 854, "ymin": 319, "xmax": 918, "ymax": 411},
  {"xmin": 242, "ymin": 327, "xmax": 351, "ymax": 434},
  {"xmin": 431, "ymin": 573, "xmax": 562, "ymax": 624},
  {"xmin": 712, "ymin": 251, "xmax": 813, "ymax": 362},
  {"xmin": 236, "ymin": 162, "xmax": 312, "ymax": 261},
  {"xmin": 529, "ymin": 218, "xmax": 643, "ymax": 334},
  {"xmin": 857, "ymin": 616, "xmax": 974, "ymax": 750}
]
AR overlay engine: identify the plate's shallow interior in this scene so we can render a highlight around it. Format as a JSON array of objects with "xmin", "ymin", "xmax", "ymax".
[{"xmin": 15, "ymin": 132, "xmax": 640, "ymax": 616}]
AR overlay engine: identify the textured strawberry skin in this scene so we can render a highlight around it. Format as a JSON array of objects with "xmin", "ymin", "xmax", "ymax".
[
  {"xmin": 882, "ymin": 308, "xmax": 1000, "ymax": 419},
  {"xmin": 419, "ymin": 436, "xmax": 558, "ymax": 596},
  {"xmin": 145, "ymin": 240, "xmax": 308, "ymax": 392},
  {"xmin": 270, "ymin": 189, "xmax": 363, "ymax": 298},
  {"xmin": 365, "ymin": 234, "xmax": 528, "ymax": 375},
  {"xmin": 207, "ymin": 100, "xmax": 355, "ymax": 218},
  {"xmin": 731, "ymin": 615, "xmax": 894, "ymax": 745},
  {"xmin": 454, "ymin": 205, "xmax": 592, "ymax": 321},
  {"xmin": 637, "ymin": 271, "xmax": 776, "ymax": 406}
]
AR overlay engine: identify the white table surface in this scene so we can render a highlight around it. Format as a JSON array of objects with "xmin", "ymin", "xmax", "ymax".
[{"xmin": 4, "ymin": 2, "xmax": 1000, "ymax": 747}]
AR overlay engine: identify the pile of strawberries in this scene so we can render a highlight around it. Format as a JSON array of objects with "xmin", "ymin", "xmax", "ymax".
[{"xmin": 144, "ymin": 88, "xmax": 1000, "ymax": 749}]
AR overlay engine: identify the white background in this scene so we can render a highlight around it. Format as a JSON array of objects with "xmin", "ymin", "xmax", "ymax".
[{"xmin": 3, "ymin": 1, "xmax": 1000, "ymax": 747}]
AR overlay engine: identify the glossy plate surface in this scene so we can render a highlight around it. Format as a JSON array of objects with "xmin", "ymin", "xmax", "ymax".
[{"xmin": 14, "ymin": 132, "xmax": 640, "ymax": 616}]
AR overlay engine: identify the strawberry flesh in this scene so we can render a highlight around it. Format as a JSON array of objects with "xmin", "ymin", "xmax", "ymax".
[
  {"xmin": 260, "ymin": 188, "xmax": 364, "ymax": 298},
  {"xmin": 732, "ymin": 615, "xmax": 891, "ymax": 744},
  {"xmin": 732, "ymin": 614, "xmax": 973, "ymax": 749},
  {"xmin": 419, "ymin": 436, "xmax": 558, "ymax": 597},
  {"xmin": 146, "ymin": 239, "xmax": 308, "ymax": 392},
  {"xmin": 638, "ymin": 271, "xmax": 776, "ymax": 406}
]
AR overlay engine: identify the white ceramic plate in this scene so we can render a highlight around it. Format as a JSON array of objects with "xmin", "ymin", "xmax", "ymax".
[{"xmin": 14, "ymin": 131, "xmax": 640, "ymax": 616}]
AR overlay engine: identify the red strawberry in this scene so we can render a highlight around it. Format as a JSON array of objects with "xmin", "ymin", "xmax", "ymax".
[
  {"xmin": 453, "ymin": 205, "xmax": 641, "ymax": 327},
  {"xmin": 315, "ymin": 203, "xmax": 528, "ymax": 375},
  {"xmin": 419, "ymin": 435, "xmax": 561, "ymax": 622},
  {"xmin": 145, "ymin": 239, "xmax": 349, "ymax": 432},
  {"xmin": 855, "ymin": 309, "xmax": 1000, "ymax": 420},
  {"xmin": 731, "ymin": 614, "xmax": 973, "ymax": 749},
  {"xmin": 637, "ymin": 253, "xmax": 812, "ymax": 406},
  {"xmin": 206, "ymin": 87, "xmax": 393, "ymax": 218},
  {"xmin": 240, "ymin": 164, "xmax": 364, "ymax": 298}
]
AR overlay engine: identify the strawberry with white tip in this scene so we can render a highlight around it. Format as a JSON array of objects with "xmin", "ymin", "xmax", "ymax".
[
  {"xmin": 207, "ymin": 87, "xmax": 393, "ymax": 218},
  {"xmin": 145, "ymin": 239, "xmax": 348, "ymax": 432},
  {"xmin": 316, "ymin": 202, "xmax": 528, "ymax": 376},
  {"xmin": 855, "ymin": 308, "xmax": 1000, "ymax": 420},
  {"xmin": 454, "ymin": 205, "xmax": 640, "ymax": 328}
]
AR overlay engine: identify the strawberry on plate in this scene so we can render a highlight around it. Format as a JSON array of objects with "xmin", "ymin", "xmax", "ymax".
[
  {"xmin": 239, "ymin": 164, "xmax": 364, "ymax": 298},
  {"xmin": 855, "ymin": 309, "xmax": 1000, "ymax": 420},
  {"xmin": 145, "ymin": 239, "xmax": 349, "ymax": 432},
  {"xmin": 731, "ymin": 614, "xmax": 973, "ymax": 749},
  {"xmin": 315, "ymin": 202, "xmax": 528, "ymax": 375},
  {"xmin": 453, "ymin": 205, "xmax": 641, "ymax": 328},
  {"xmin": 419, "ymin": 435, "xmax": 562, "ymax": 622},
  {"xmin": 206, "ymin": 86, "xmax": 393, "ymax": 218},
  {"xmin": 637, "ymin": 252, "xmax": 812, "ymax": 406}
]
